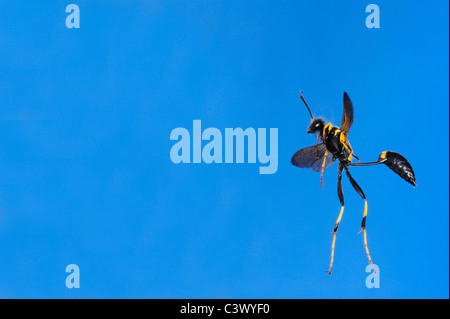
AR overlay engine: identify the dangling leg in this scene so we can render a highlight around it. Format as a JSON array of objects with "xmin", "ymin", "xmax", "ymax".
[
  {"xmin": 345, "ymin": 168, "xmax": 377, "ymax": 274},
  {"xmin": 320, "ymin": 150, "xmax": 329, "ymax": 187},
  {"xmin": 315, "ymin": 134, "xmax": 321, "ymax": 158},
  {"xmin": 328, "ymin": 163, "xmax": 345, "ymax": 275}
]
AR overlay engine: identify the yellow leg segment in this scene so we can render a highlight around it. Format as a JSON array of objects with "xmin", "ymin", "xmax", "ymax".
[
  {"xmin": 315, "ymin": 134, "xmax": 321, "ymax": 157},
  {"xmin": 328, "ymin": 205, "xmax": 344, "ymax": 275},
  {"xmin": 360, "ymin": 200, "xmax": 377, "ymax": 274},
  {"xmin": 320, "ymin": 150, "xmax": 328, "ymax": 187}
]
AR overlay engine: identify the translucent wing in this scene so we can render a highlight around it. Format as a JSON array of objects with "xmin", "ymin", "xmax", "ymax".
[
  {"xmin": 340, "ymin": 92, "xmax": 354, "ymax": 136},
  {"xmin": 291, "ymin": 144, "xmax": 335, "ymax": 172}
]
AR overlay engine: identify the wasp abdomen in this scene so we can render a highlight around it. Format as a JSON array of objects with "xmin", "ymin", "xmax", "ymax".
[{"xmin": 379, "ymin": 151, "xmax": 416, "ymax": 186}]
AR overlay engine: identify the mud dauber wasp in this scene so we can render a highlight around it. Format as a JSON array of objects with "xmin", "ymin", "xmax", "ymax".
[{"xmin": 291, "ymin": 91, "xmax": 416, "ymax": 275}]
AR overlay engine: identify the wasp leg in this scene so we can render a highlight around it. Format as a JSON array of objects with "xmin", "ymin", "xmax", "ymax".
[
  {"xmin": 328, "ymin": 163, "xmax": 345, "ymax": 275},
  {"xmin": 344, "ymin": 168, "xmax": 377, "ymax": 274},
  {"xmin": 315, "ymin": 134, "xmax": 321, "ymax": 159},
  {"xmin": 320, "ymin": 150, "xmax": 329, "ymax": 187}
]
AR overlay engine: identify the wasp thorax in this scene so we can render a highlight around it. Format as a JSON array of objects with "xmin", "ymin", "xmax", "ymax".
[{"xmin": 307, "ymin": 118, "xmax": 325, "ymax": 134}]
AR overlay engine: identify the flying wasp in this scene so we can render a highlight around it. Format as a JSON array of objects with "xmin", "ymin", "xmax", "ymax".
[{"xmin": 291, "ymin": 91, "xmax": 416, "ymax": 275}]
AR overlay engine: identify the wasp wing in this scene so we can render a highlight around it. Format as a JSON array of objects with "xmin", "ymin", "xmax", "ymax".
[
  {"xmin": 340, "ymin": 92, "xmax": 354, "ymax": 136},
  {"xmin": 291, "ymin": 144, "xmax": 335, "ymax": 172}
]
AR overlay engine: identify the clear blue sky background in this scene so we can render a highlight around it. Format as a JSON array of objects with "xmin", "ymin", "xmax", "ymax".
[{"xmin": 0, "ymin": 1, "xmax": 448, "ymax": 298}]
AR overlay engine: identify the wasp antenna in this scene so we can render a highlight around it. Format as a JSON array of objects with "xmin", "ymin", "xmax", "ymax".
[{"xmin": 299, "ymin": 91, "xmax": 314, "ymax": 122}]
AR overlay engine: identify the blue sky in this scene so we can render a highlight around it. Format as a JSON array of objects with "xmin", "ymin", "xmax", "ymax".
[{"xmin": 0, "ymin": 1, "xmax": 448, "ymax": 298}]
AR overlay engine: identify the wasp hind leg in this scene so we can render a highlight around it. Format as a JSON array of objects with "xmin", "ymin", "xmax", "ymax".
[
  {"xmin": 327, "ymin": 163, "xmax": 345, "ymax": 275},
  {"xmin": 344, "ymin": 168, "xmax": 377, "ymax": 274}
]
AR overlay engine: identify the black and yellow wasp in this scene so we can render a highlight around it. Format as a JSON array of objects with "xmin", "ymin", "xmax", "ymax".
[{"xmin": 291, "ymin": 91, "xmax": 416, "ymax": 275}]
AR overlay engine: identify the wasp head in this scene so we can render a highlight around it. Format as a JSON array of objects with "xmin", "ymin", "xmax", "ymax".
[{"xmin": 307, "ymin": 118, "xmax": 324, "ymax": 134}]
